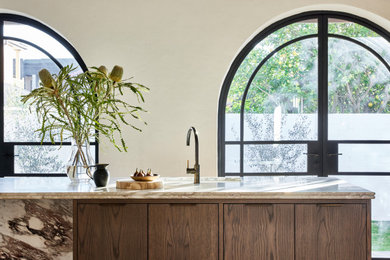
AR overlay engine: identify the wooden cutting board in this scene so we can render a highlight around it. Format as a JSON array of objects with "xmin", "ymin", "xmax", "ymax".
[{"xmin": 116, "ymin": 179, "xmax": 163, "ymax": 190}]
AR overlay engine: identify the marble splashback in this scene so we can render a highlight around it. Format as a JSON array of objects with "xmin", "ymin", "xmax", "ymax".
[{"xmin": 0, "ymin": 200, "xmax": 72, "ymax": 259}]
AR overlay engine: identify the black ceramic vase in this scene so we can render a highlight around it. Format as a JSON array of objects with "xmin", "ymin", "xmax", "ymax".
[{"xmin": 92, "ymin": 164, "xmax": 110, "ymax": 187}]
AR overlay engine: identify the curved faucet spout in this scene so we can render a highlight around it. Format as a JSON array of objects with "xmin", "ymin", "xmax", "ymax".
[
  {"xmin": 186, "ymin": 127, "xmax": 199, "ymax": 164},
  {"xmin": 186, "ymin": 126, "xmax": 200, "ymax": 184}
]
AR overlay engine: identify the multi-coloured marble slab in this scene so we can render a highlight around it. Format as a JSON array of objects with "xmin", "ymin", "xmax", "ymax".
[{"xmin": 0, "ymin": 200, "xmax": 72, "ymax": 259}]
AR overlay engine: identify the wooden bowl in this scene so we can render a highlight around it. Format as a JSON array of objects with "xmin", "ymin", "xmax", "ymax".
[{"xmin": 131, "ymin": 174, "xmax": 160, "ymax": 182}]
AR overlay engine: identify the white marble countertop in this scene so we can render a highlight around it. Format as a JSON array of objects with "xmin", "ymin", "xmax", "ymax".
[{"xmin": 0, "ymin": 176, "xmax": 374, "ymax": 200}]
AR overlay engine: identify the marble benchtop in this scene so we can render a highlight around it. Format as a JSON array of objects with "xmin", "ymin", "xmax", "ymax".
[
  {"xmin": 0, "ymin": 176, "xmax": 374, "ymax": 200},
  {"xmin": 0, "ymin": 176, "xmax": 375, "ymax": 199}
]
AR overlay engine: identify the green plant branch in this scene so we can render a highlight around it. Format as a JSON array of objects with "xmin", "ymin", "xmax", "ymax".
[{"xmin": 21, "ymin": 64, "xmax": 149, "ymax": 170}]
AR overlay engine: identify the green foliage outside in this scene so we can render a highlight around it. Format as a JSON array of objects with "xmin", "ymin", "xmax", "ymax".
[
  {"xmin": 5, "ymin": 81, "xmax": 63, "ymax": 173},
  {"xmin": 226, "ymin": 21, "xmax": 390, "ymax": 115},
  {"xmin": 372, "ymin": 221, "xmax": 390, "ymax": 251},
  {"xmin": 225, "ymin": 21, "xmax": 390, "ymax": 173}
]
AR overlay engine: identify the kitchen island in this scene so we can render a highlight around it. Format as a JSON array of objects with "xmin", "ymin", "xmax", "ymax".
[{"xmin": 0, "ymin": 176, "xmax": 374, "ymax": 259}]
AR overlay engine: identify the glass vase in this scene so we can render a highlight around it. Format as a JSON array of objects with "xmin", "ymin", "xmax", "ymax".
[{"xmin": 66, "ymin": 139, "xmax": 94, "ymax": 183}]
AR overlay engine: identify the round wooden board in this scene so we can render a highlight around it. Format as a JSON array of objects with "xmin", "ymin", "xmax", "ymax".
[{"xmin": 116, "ymin": 179, "xmax": 163, "ymax": 190}]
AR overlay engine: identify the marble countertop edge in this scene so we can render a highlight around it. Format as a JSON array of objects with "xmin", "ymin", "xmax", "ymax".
[
  {"xmin": 0, "ymin": 176, "xmax": 375, "ymax": 200},
  {"xmin": 0, "ymin": 191, "xmax": 375, "ymax": 200}
]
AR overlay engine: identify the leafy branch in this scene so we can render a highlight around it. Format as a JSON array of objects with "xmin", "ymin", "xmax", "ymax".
[{"xmin": 21, "ymin": 65, "xmax": 149, "ymax": 176}]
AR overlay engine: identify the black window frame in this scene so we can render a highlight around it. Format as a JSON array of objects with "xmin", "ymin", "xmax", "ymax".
[
  {"xmin": 218, "ymin": 11, "xmax": 390, "ymax": 178},
  {"xmin": 0, "ymin": 14, "xmax": 99, "ymax": 177}
]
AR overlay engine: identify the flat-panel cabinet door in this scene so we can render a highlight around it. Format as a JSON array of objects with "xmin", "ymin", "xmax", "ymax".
[
  {"xmin": 295, "ymin": 203, "xmax": 367, "ymax": 260},
  {"xmin": 223, "ymin": 204, "xmax": 294, "ymax": 260},
  {"xmin": 149, "ymin": 203, "xmax": 219, "ymax": 260},
  {"xmin": 77, "ymin": 203, "xmax": 147, "ymax": 260}
]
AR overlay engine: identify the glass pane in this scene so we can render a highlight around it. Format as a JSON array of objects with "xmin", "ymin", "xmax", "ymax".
[
  {"xmin": 225, "ymin": 19, "xmax": 318, "ymax": 141},
  {"xmin": 225, "ymin": 145, "xmax": 240, "ymax": 173},
  {"xmin": 15, "ymin": 145, "xmax": 96, "ymax": 174},
  {"xmin": 328, "ymin": 38, "xmax": 390, "ymax": 140},
  {"xmin": 4, "ymin": 40, "xmax": 62, "ymax": 142},
  {"xmin": 244, "ymin": 144, "xmax": 307, "ymax": 173},
  {"xmin": 244, "ymin": 38, "xmax": 318, "ymax": 141},
  {"xmin": 337, "ymin": 176, "xmax": 390, "ymax": 258},
  {"xmin": 225, "ymin": 114, "xmax": 240, "ymax": 141},
  {"xmin": 339, "ymin": 144, "xmax": 390, "ymax": 172},
  {"xmin": 328, "ymin": 19, "xmax": 390, "ymax": 66},
  {"xmin": 4, "ymin": 21, "xmax": 82, "ymax": 72}
]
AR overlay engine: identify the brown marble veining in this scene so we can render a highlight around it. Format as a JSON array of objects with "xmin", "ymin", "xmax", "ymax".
[{"xmin": 0, "ymin": 200, "xmax": 72, "ymax": 260}]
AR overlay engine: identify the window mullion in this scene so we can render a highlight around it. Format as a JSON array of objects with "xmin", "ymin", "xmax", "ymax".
[
  {"xmin": 0, "ymin": 19, "xmax": 4, "ymax": 145},
  {"xmin": 318, "ymin": 15, "xmax": 329, "ymax": 177},
  {"xmin": 0, "ymin": 19, "xmax": 6, "ymax": 177}
]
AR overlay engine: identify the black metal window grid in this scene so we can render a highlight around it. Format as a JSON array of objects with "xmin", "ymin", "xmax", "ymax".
[
  {"xmin": 219, "ymin": 12, "xmax": 390, "ymax": 259},
  {"xmin": 218, "ymin": 11, "xmax": 390, "ymax": 178},
  {"xmin": 0, "ymin": 14, "xmax": 98, "ymax": 177}
]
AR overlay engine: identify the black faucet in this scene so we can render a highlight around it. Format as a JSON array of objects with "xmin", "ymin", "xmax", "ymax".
[{"xmin": 186, "ymin": 126, "xmax": 200, "ymax": 184}]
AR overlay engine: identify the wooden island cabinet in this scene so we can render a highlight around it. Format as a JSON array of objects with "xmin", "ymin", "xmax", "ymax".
[
  {"xmin": 76, "ymin": 203, "xmax": 147, "ymax": 260},
  {"xmin": 0, "ymin": 177, "xmax": 374, "ymax": 259},
  {"xmin": 295, "ymin": 203, "xmax": 368, "ymax": 260},
  {"xmin": 224, "ymin": 204, "xmax": 294, "ymax": 260},
  {"xmin": 74, "ymin": 199, "xmax": 371, "ymax": 260},
  {"xmin": 149, "ymin": 203, "xmax": 219, "ymax": 260}
]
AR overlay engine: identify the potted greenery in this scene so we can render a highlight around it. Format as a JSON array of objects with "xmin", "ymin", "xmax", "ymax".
[{"xmin": 21, "ymin": 65, "xmax": 148, "ymax": 182}]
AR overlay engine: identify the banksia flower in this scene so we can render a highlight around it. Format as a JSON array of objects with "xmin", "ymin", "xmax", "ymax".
[
  {"xmin": 39, "ymin": 69, "xmax": 55, "ymax": 89},
  {"xmin": 98, "ymin": 65, "xmax": 108, "ymax": 76},
  {"xmin": 109, "ymin": 65, "xmax": 123, "ymax": 82}
]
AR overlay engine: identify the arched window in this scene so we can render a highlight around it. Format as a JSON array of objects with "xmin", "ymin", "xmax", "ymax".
[
  {"xmin": 218, "ymin": 11, "xmax": 390, "ymax": 258},
  {"xmin": 0, "ymin": 14, "xmax": 97, "ymax": 176},
  {"xmin": 219, "ymin": 11, "xmax": 390, "ymax": 176}
]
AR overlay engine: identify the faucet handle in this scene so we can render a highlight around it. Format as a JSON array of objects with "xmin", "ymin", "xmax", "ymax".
[
  {"xmin": 186, "ymin": 160, "xmax": 196, "ymax": 174},
  {"xmin": 186, "ymin": 168, "xmax": 196, "ymax": 174}
]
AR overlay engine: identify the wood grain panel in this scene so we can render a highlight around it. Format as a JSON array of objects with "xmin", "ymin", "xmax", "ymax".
[
  {"xmin": 295, "ymin": 203, "xmax": 367, "ymax": 260},
  {"xmin": 77, "ymin": 203, "xmax": 147, "ymax": 260},
  {"xmin": 366, "ymin": 201, "xmax": 372, "ymax": 260},
  {"xmin": 149, "ymin": 203, "xmax": 219, "ymax": 260},
  {"xmin": 223, "ymin": 204, "xmax": 294, "ymax": 260}
]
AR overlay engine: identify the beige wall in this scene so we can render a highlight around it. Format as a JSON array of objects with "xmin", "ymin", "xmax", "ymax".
[{"xmin": 1, "ymin": 0, "xmax": 390, "ymax": 177}]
